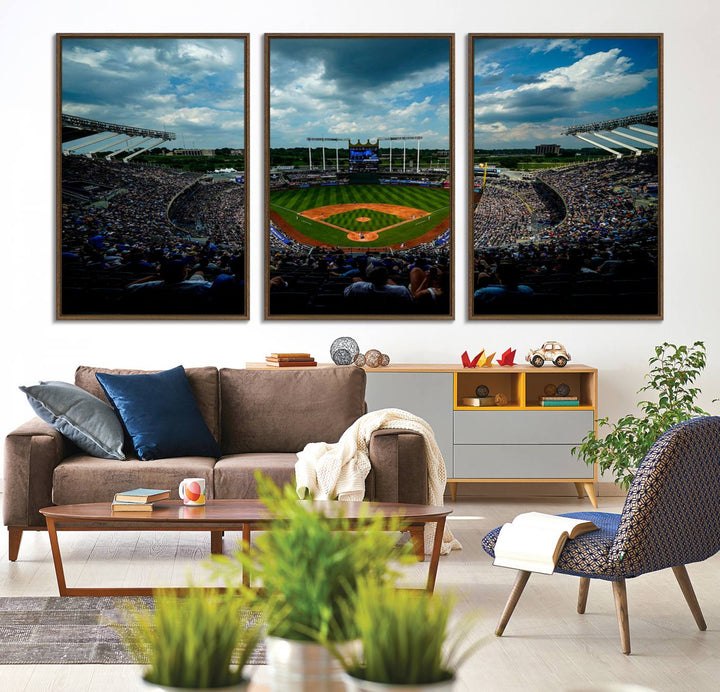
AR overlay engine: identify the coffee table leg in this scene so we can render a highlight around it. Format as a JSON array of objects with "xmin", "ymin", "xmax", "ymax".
[
  {"xmin": 210, "ymin": 531, "xmax": 223, "ymax": 555},
  {"xmin": 242, "ymin": 524, "xmax": 251, "ymax": 587},
  {"xmin": 425, "ymin": 516, "xmax": 446, "ymax": 594},
  {"xmin": 46, "ymin": 518, "xmax": 68, "ymax": 597}
]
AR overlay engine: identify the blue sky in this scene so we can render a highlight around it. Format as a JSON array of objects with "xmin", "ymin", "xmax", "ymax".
[
  {"xmin": 62, "ymin": 37, "xmax": 245, "ymax": 150},
  {"xmin": 269, "ymin": 37, "xmax": 451, "ymax": 149},
  {"xmin": 473, "ymin": 37, "xmax": 659, "ymax": 149}
]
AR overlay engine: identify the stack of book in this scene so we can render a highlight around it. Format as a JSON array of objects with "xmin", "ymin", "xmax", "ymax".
[
  {"xmin": 538, "ymin": 396, "xmax": 580, "ymax": 407},
  {"xmin": 111, "ymin": 488, "xmax": 170, "ymax": 512},
  {"xmin": 265, "ymin": 353, "xmax": 317, "ymax": 368}
]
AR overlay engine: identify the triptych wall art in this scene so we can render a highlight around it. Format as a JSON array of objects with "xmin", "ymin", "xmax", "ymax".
[{"xmin": 56, "ymin": 33, "xmax": 662, "ymax": 321}]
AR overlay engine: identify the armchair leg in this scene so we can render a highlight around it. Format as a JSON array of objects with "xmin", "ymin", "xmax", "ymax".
[
  {"xmin": 8, "ymin": 528, "xmax": 23, "ymax": 562},
  {"xmin": 408, "ymin": 526, "xmax": 425, "ymax": 562},
  {"xmin": 495, "ymin": 570, "xmax": 531, "ymax": 636},
  {"xmin": 672, "ymin": 565, "xmax": 707, "ymax": 631},
  {"xmin": 611, "ymin": 579, "xmax": 631, "ymax": 655},
  {"xmin": 577, "ymin": 577, "xmax": 590, "ymax": 614}
]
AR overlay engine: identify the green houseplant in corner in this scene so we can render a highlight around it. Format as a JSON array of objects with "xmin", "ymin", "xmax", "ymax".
[
  {"xmin": 119, "ymin": 587, "xmax": 262, "ymax": 691},
  {"xmin": 573, "ymin": 342, "xmax": 712, "ymax": 489},
  {"xmin": 209, "ymin": 473, "xmax": 412, "ymax": 692},
  {"xmin": 331, "ymin": 579, "xmax": 483, "ymax": 691}
]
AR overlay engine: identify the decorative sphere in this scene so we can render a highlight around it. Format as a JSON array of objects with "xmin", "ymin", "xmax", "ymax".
[
  {"xmin": 495, "ymin": 392, "xmax": 508, "ymax": 406},
  {"xmin": 365, "ymin": 349, "xmax": 382, "ymax": 368},
  {"xmin": 475, "ymin": 384, "xmax": 490, "ymax": 398},
  {"xmin": 330, "ymin": 337, "xmax": 359, "ymax": 365},
  {"xmin": 556, "ymin": 383, "xmax": 571, "ymax": 396},
  {"xmin": 544, "ymin": 383, "xmax": 557, "ymax": 396},
  {"xmin": 332, "ymin": 349, "xmax": 353, "ymax": 366},
  {"xmin": 353, "ymin": 353, "xmax": 366, "ymax": 367},
  {"xmin": 380, "ymin": 353, "xmax": 390, "ymax": 367}
]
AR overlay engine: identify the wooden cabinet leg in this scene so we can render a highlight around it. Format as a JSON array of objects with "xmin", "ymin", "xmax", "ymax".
[
  {"xmin": 583, "ymin": 482, "xmax": 598, "ymax": 508},
  {"xmin": 577, "ymin": 577, "xmax": 590, "ymax": 614},
  {"xmin": 672, "ymin": 565, "xmax": 707, "ymax": 631},
  {"xmin": 611, "ymin": 579, "xmax": 631, "ymax": 655},
  {"xmin": 210, "ymin": 530, "xmax": 223, "ymax": 555},
  {"xmin": 573, "ymin": 482, "xmax": 585, "ymax": 499},
  {"xmin": 448, "ymin": 482, "xmax": 458, "ymax": 502},
  {"xmin": 8, "ymin": 528, "xmax": 23, "ymax": 562},
  {"xmin": 496, "ymin": 570, "xmax": 531, "ymax": 636},
  {"xmin": 408, "ymin": 526, "xmax": 425, "ymax": 562}
]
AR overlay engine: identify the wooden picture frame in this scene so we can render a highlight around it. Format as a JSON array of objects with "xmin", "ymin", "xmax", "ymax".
[
  {"xmin": 469, "ymin": 34, "xmax": 663, "ymax": 320},
  {"xmin": 265, "ymin": 33, "xmax": 454, "ymax": 320},
  {"xmin": 57, "ymin": 33, "xmax": 249, "ymax": 320}
]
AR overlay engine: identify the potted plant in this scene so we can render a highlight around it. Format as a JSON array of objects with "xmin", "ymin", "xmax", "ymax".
[
  {"xmin": 573, "ymin": 342, "xmax": 713, "ymax": 489},
  {"xmin": 331, "ymin": 579, "xmax": 483, "ymax": 691},
  {"xmin": 209, "ymin": 473, "xmax": 412, "ymax": 692},
  {"xmin": 118, "ymin": 587, "xmax": 262, "ymax": 691}
]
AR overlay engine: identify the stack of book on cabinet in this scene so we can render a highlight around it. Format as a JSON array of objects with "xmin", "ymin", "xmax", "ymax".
[
  {"xmin": 538, "ymin": 396, "xmax": 579, "ymax": 407},
  {"xmin": 265, "ymin": 353, "xmax": 317, "ymax": 367},
  {"xmin": 111, "ymin": 488, "xmax": 170, "ymax": 512}
]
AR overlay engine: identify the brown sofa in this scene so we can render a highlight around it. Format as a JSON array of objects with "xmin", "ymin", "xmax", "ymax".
[{"xmin": 4, "ymin": 365, "xmax": 427, "ymax": 560}]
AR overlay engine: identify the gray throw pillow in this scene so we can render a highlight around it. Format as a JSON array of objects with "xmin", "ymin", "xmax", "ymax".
[{"xmin": 20, "ymin": 381, "xmax": 125, "ymax": 460}]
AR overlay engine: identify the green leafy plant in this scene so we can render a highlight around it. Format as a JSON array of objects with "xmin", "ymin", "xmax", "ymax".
[
  {"xmin": 118, "ymin": 587, "xmax": 262, "ymax": 689},
  {"xmin": 332, "ymin": 579, "xmax": 483, "ymax": 685},
  {"xmin": 209, "ymin": 473, "xmax": 412, "ymax": 643},
  {"xmin": 573, "ymin": 342, "xmax": 712, "ymax": 489}
]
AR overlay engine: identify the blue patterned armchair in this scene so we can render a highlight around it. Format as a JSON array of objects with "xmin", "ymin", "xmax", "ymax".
[{"xmin": 482, "ymin": 416, "xmax": 720, "ymax": 654}]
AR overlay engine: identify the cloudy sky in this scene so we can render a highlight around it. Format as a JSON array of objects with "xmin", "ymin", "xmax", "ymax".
[
  {"xmin": 62, "ymin": 37, "xmax": 245, "ymax": 150},
  {"xmin": 269, "ymin": 37, "xmax": 451, "ymax": 149},
  {"xmin": 473, "ymin": 37, "xmax": 659, "ymax": 149}
]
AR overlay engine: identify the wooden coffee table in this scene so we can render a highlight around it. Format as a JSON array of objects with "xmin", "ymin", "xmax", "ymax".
[{"xmin": 40, "ymin": 499, "xmax": 451, "ymax": 597}]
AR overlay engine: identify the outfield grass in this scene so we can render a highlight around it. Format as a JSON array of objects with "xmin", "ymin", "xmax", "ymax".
[{"xmin": 270, "ymin": 184, "xmax": 450, "ymax": 247}]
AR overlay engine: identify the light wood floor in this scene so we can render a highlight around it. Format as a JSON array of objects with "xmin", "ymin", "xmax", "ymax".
[{"xmin": 1, "ymin": 494, "xmax": 718, "ymax": 692}]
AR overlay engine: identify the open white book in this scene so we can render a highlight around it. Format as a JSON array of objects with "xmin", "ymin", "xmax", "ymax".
[{"xmin": 493, "ymin": 512, "xmax": 599, "ymax": 574}]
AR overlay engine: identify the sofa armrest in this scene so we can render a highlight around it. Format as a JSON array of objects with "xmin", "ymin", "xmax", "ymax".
[
  {"xmin": 4, "ymin": 418, "xmax": 67, "ymax": 527},
  {"xmin": 366, "ymin": 428, "xmax": 427, "ymax": 505}
]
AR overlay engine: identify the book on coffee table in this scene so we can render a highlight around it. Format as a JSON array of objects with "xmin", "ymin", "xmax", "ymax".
[
  {"xmin": 113, "ymin": 488, "xmax": 170, "ymax": 504},
  {"xmin": 493, "ymin": 511, "xmax": 598, "ymax": 574},
  {"xmin": 111, "ymin": 500, "xmax": 155, "ymax": 512}
]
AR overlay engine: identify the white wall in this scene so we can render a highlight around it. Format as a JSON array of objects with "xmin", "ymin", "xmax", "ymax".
[{"xmin": 2, "ymin": 0, "xmax": 720, "ymax": 447}]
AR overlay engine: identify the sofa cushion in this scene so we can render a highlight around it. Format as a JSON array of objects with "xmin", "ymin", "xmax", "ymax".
[
  {"xmin": 53, "ymin": 454, "xmax": 216, "ymax": 505},
  {"xmin": 219, "ymin": 367, "xmax": 367, "ymax": 454},
  {"xmin": 214, "ymin": 453, "xmax": 299, "ymax": 499},
  {"xmin": 19, "ymin": 381, "xmax": 125, "ymax": 460},
  {"xmin": 95, "ymin": 366, "xmax": 221, "ymax": 460},
  {"xmin": 75, "ymin": 365, "xmax": 220, "ymax": 441}
]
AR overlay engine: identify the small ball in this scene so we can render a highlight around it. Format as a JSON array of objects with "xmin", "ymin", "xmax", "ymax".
[
  {"xmin": 365, "ymin": 349, "xmax": 382, "ymax": 368},
  {"xmin": 353, "ymin": 353, "xmax": 366, "ymax": 367},
  {"xmin": 380, "ymin": 353, "xmax": 390, "ymax": 366},
  {"xmin": 556, "ymin": 383, "xmax": 571, "ymax": 396},
  {"xmin": 475, "ymin": 384, "xmax": 490, "ymax": 398},
  {"xmin": 544, "ymin": 384, "xmax": 557, "ymax": 396}
]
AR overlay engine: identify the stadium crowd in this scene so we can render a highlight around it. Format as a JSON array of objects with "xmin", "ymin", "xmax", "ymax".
[
  {"xmin": 472, "ymin": 155, "xmax": 659, "ymax": 315},
  {"xmin": 61, "ymin": 156, "xmax": 246, "ymax": 315}
]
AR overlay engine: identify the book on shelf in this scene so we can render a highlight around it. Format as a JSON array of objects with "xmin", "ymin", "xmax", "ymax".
[
  {"xmin": 539, "ymin": 396, "xmax": 579, "ymax": 401},
  {"xmin": 111, "ymin": 500, "xmax": 155, "ymax": 512},
  {"xmin": 269, "ymin": 353, "xmax": 312, "ymax": 358},
  {"xmin": 265, "ymin": 359, "xmax": 317, "ymax": 367},
  {"xmin": 266, "ymin": 356, "xmax": 316, "ymax": 362},
  {"xmin": 493, "ymin": 511, "xmax": 599, "ymax": 574},
  {"xmin": 540, "ymin": 399, "xmax": 580, "ymax": 407},
  {"xmin": 113, "ymin": 488, "xmax": 170, "ymax": 504}
]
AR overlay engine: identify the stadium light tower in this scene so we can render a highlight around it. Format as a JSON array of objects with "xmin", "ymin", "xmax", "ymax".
[
  {"xmin": 306, "ymin": 137, "xmax": 347, "ymax": 172},
  {"xmin": 377, "ymin": 136, "xmax": 423, "ymax": 172}
]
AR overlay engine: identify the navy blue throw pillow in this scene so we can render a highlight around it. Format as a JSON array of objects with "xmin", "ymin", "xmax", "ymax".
[{"xmin": 95, "ymin": 366, "xmax": 220, "ymax": 460}]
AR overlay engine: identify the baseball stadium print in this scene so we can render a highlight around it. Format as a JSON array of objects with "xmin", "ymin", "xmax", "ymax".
[
  {"xmin": 470, "ymin": 35, "xmax": 662, "ymax": 319},
  {"xmin": 57, "ymin": 34, "xmax": 249, "ymax": 319},
  {"xmin": 266, "ymin": 34, "xmax": 454, "ymax": 319}
]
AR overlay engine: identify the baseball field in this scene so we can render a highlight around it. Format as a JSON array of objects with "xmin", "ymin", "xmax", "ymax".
[{"xmin": 270, "ymin": 184, "xmax": 450, "ymax": 248}]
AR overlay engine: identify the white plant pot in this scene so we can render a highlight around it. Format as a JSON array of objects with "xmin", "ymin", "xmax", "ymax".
[
  {"xmin": 341, "ymin": 672, "xmax": 456, "ymax": 692},
  {"xmin": 265, "ymin": 636, "xmax": 345, "ymax": 692},
  {"xmin": 141, "ymin": 676, "xmax": 249, "ymax": 691}
]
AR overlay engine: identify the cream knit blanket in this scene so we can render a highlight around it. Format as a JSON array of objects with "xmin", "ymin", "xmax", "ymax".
[{"xmin": 295, "ymin": 408, "xmax": 461, "ymax": 556}]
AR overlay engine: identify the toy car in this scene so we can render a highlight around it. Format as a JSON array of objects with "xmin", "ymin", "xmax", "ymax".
[{"xmin": 526, "ymin": 341, "xmax": 571, "ymax": 368}]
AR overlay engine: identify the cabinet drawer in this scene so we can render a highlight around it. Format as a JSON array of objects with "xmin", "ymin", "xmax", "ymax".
[
  {"xmin": 454, "ymin": 410, "xmax": 593, "ymax": 445},
  {"xmin": 453, "ymin": 444, "xmax": 593, "ymax": 479}
]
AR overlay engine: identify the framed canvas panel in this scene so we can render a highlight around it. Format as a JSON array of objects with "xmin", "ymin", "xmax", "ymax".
[
  {"xmin": 469, "ymin": 34, "xmax": 662, "ymax": 320},
  {"xmin": 265, "ymin": 34, "xmax": 454, "ymax": 320},
  {"xmin": 57, "ymin": 34, "xmax": 249, "ymax": 319}
]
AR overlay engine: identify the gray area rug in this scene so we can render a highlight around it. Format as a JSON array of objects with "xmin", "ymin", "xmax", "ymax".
[{"xmin": 0, "ymin": 597, "xmax": 266, "ymax": 665}]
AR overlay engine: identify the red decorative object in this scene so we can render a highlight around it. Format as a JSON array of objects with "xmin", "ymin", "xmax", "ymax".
[
  {"xmin": 461, "ymin": 350, "xmax": 484, "ymax": 368},
  {"xmin": 497, "ymin": 348, "xmax": 517, "ymax": 366}
]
